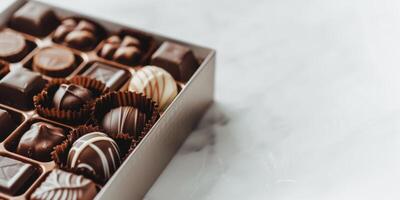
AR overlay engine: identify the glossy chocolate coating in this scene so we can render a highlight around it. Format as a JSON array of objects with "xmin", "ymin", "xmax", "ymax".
[
  {"xmin": 129, "ymin": 66, "xmax": 178, "ymax": 111},
  {"xmin": 10, "ymin": 2, "xmax": 59, "ymax": 37},
  {"xmin": 17, "ymin": 122, "xmax": 65, "ymax": 162},
  {"xmin": 67, "ymin": 132, "xmax": 120, "ymax": 182},
  {"xmin": 0, "ymin": 156, "xmax": 35, "ymax": 195},
  {"xmin": 31, "ymin": 169, "xmax": 97, "ymax": 200},
  {"xmin": 33, "ymin": 47, "xmax": 75, "ymax": 77},
  {"xmin": 53, "ymin": 84, "xmax": 93, "ymax": 110},
  {"xmin": 0, "ymin": 60, "xmax": 9, "ymax": 79},
  {"xmin": 101, "ymin": 106, "xmax": 147, "ymax": 138},
  {"xmin": 0, "ymin": 68, "xmax": 46, "ymax": 110},
  {"xmin": 53, "ymin": 19, "xmax": 101, "ymax": 51},
  {"xmin": 0, "ymin": 30, "xmax": 28, "ymax": 62},
  {"xmin": 151, "ymin": 41, "xmax": 199, "ymax": 82},
  {"xmin": 99, "ymin": 35, "xmax": 142, "ymax": 65},
  {"xmin": 82, "ymin": 62, "xmax": 130, "ymax": 91},
  {"xmin": 0, "ymin": 109, "xmax": 14, "ymax": 141}
]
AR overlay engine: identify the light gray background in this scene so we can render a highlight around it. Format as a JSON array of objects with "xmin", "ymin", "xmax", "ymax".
[{"xmin": 3, "ymin": 0, "xmax": 400, "ymax": 199}]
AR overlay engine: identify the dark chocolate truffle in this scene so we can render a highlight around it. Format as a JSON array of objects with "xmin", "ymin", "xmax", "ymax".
[
  {"xmin": 0, "ymin": 30, "xmax": 28, "ymax": 62},
  {"xmin": 101, "ymin": 106, "xmax": 147, "ymax": 138},
  {"xmin": 10, "ymin": 2, "xmax": 59, "ymax": 37},
  {"xmin": 151, "ymin": 41, "xmax": 199, "ymax": 82},
  {"xmin": 31, "ymin": 169, "xmax": 97, "ymax": 200},
  {"xmin": 16, "ymin": 122, "xmax": 65, "ymax": 162},
  {"xmin": 98, "ymin": 35, "xmax": 142, "ymax": 65},
  {"xmin": 53, "ymin": 84, "xmax": 93, "ymax": 110},
  {"xmin": 0, "ymin": 108, "xmax": 15, "ymax": 141},
  {"xmin": 67, "ymin": 132, "xmax": 121, "ymax": 181},
  {"xmin": 53, "ymin": 19, "xmax": 102, "ymax": 51},
  {"xmin": 0, "ymin": 156, "xmax": 35, "ymax": 195},
  {"xmin": 32, "ymin": 47, "xmax": 75, "ymax": 77},
  {"xmin": 0, "ymin": 68, "xmax": 46, "ymax": 110},
  {"xmin": 81, "ymin": 62, "xmax": 130, "ymax": 91}
]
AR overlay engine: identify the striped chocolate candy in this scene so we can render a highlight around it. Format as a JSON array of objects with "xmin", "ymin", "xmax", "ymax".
[
  {"xmin": 129, "ymin": 65, "xmax": 178, "ymax": 111},
  {"xmin": 67, "ymin": 132, "xmax": 121, "ymax": 182}
]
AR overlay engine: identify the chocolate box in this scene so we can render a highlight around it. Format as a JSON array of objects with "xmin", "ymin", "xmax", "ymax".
[{"xmin": 0, "ymin": 0, "xmax": 216, "ymax": 199}]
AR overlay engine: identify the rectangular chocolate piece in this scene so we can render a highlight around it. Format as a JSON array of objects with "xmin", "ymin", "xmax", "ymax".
[
  {"xmin": 0, "ymin": 156, "xmax": 35, "ymax": 195},
  {"xmin": 9, "ymin": 2, "xmax": 59, "ymax": 37},
  {"xmin": 151, "ymin": 41, "xmax": 199, "ymax": 82},
  {"xmin": 82, "ymin": 62, "xmax": 130, "ymax": 90},
  {"xmin": 0, "ymin": 109, "xmax": 14, "ymax": 141},
  {"xmin": 0, "ymin": 68, "xmax": 46, "ymax": 110}
]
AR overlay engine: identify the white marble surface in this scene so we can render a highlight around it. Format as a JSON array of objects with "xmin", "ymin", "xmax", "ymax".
[{"xmin": 4, "ymin": 0, "xmax": 400, "ymax": 199}]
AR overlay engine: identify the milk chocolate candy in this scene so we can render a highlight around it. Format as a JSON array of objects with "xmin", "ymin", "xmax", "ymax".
[
  {"xmin": 0, "ymin": 156, "xmax": 35, "ymax": 195},
  {"xmin": 0, "ymin": 109, "xmax": 15, "ymax": 141},
  {"xmin": 17, "ymin": 122, "xmax": 66, "ymax": 162},
  {"xmin": 101, "ymin": 106, "xmax": 147, "ymax": 139},
  {"xmin": 31, "ymin": 169, "xmax": 97, "ymax": 200},
  {"xmin": 82, "ymin": 62, "xmax": 130, "ymax": 90},
  {"xmin": 0, "ymin": 30, "xmax": 29, "ymax": 62},
  {"xmin": 151, "ymin": 41, "xmax": 199, "ymax": 82},
  {"xmin": 10, "ymin": 2, "xmax": 59, "ymax": 37},
  {"xmin": 67, "ymin": 132, "xmax": 121, "ymax": 182},
  {"xmin": 129, "ymin": 66, "xmax": 178, "ymax": 111},
  {"xmin": 52, "ymin": 84, "xmax": 93, "ymax": 110},
  {"xmin": 99, "ymin": 35, "xmax": 142, "ymax": 65},
  {"xmin": 32, "ymin": 47, "xmax": 75, "ymax": 77},
  {"xmin": 53, "ymin": 18, "xmax": 104, "ymax": 51},
  {"xmin": 0, "ymin": 68, "xmax": 46, "ymax": 110}
]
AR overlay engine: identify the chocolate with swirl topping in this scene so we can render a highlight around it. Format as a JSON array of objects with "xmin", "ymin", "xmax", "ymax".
[{"xmin": 31, "ymin": 169, "xmax": 97, "ymax": 200}]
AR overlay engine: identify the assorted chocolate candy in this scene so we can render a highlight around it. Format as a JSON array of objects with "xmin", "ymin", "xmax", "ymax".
[
  {"xmin": 31, "ymin": 169, "xmax": 97, "ymax": 200},
  {"xmin": 0, "ymin": 68, "xmax": 46, "ymax": 110},
  {"xmin": 32, "ymin": 47, "xmax": 76, "ymax": 77},
  {"xmin": 0, "ymin": 156, "xmax": 36, "ymax": 195},
  {"xmin": 129, "ymin": 65, "xmax": 178, "ymax": 111},
  {"xmin": 9, "ymin": 2, "xmax": 59, "ymax": 37},
  {"xmin": 16, "ymin": 122, "xmax": 66, "ymax": 162},
  {"xmin": 81, "ymin": 62, "xmax": 130, "ymax": 91},
  {"xmin": 53, "ymin": 18, "xmax": 104, "ymax": 51},
  {"xmin": 67, "ymin": 132, "xmax": 121, "ymax": 181},
  {"xmin": 0, "ymin": 1, "xmax": 201, "ymax": 198}
]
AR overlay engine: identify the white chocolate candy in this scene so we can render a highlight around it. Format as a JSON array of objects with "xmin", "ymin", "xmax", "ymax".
[{"xmin": 129, "ymin": 66, "xmax": 178, "ymax": 111}]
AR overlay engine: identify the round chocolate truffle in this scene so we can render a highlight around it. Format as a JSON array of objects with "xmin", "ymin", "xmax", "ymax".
[
  {"xmin": 0, "ymin": 30, "xmax": 27, "ymax": 62},
  {"xmin": 16, "ymin": 122, "xmax": 65, "ymax": 162},
  {"xmin": 129, "ymin": 66, "xmax": 178, "ymax": 111},
  {"xmin": 67, "ymin": 132, "xmax": 120, "ymax": 181},
  {"xmin": 53, "ymin": 84, "xmax": 93, "ymax": 110},
  {"xmin": 101, "ymin": 106, "xmax": 147, "ymax": 138},
  {"xmin": 33, "ymin": 47, "xmax": 75, "ymax": 77}
]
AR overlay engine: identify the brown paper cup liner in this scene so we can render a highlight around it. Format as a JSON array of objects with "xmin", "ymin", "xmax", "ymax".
[
  {"xmin": 0, "ymin": 60, "xmax": 9, "ymax": 79},
  {"xmin": 51, "ymin": 125, "xmax": 135, "ymax": 185},
  {"xmin": 91, "ymin": 91, "xmax": 160, "ymax": 140},
  {"xmin": 33, "ymin": 76, "xmax": 110, "ymax": 124}
]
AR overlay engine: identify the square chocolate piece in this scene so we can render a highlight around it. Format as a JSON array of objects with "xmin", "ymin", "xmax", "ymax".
[
  {"xmin": 0, "ymin": 156, "xmax": 35, "ymax": 195},
  {"xmin": 31, "ymin": 169, "xmax": 97, "ymax": 200},
  {"xmin": 151, "ymin": 41, "xmax": 199, "ymax": 82},
  {"xmin": 10, "ymin": 2, "xmax": 59, "ymax": 37},
  {"xmin": 0, "ymin": 68, "xmax": 46, "ymax": 110},
  {"xmin": 82, "ymin": 62, "xmax": 130, "ymax": 90}
]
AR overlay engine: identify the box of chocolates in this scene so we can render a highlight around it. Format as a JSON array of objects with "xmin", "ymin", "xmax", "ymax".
[{"xmin": 0, "ymin": 0, "xmax": 216, "ymax": 199}]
